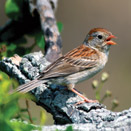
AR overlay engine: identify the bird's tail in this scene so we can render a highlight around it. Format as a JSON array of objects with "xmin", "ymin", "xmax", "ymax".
[{"xmin": 12, "ymin": 79, "xmax": 47, "ymax": 94}]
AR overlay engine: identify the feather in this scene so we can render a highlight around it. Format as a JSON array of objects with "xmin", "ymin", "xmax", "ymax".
[{"xmin": 12, "ymin": 79, "xmax": 47, "ymax": 93}]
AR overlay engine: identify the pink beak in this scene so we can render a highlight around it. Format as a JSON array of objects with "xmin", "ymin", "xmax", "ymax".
[{"xmin": 106, "ymin": 35, "xmax": 117, "ymax": 45}]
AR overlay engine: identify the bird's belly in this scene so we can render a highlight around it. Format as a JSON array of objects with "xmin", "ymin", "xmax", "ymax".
[
  {"xmin": 51, "ymin": 64, "xmax": 105, "ymax": 86},
  {"xmin": 65, "ymin": 65, "xmax": 104, "ymax": 84}
]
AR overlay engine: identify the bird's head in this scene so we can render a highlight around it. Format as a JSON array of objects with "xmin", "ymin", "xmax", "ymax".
[{"xmin": 84, "ymin": 28, "xmax": 117, "ymax": 53}]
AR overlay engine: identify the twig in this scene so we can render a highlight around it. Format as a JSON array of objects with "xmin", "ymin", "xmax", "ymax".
[
  {"xmin": 35, "ymin": 0, "xmax": 62, "ymax": 62},
  {"xmin": 25, "ymin": 99, "xmax": 33, "ymax": 124}
]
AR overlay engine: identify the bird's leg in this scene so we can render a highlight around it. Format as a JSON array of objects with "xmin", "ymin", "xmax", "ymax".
[{"xmin": 68, "ymin": 84, "xmax": 98, "ymax": 104}]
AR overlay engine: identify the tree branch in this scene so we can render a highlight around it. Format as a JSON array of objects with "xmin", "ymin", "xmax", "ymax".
[
  {"xmin": 0, "ymin": 0, "xmax": 62, "ymax": 62},
  {"xmin": 35, "ymin": 0, "xmax": 62, "ymax": 62}
]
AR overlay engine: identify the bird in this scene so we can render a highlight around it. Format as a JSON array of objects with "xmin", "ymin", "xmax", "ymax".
[{"xmin": 14, "ymin": 28, "xmax": 117, "ymax": 103}]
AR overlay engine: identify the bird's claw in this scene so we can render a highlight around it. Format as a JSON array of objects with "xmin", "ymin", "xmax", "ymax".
[{"xmin": 74, "ymin": 99, "xmax": 99, "ymax": 106}]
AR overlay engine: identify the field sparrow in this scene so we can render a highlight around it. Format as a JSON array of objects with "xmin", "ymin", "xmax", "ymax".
[{"xmin": 15, "ymin": 28, "xmax": 116, "ymax": 103}]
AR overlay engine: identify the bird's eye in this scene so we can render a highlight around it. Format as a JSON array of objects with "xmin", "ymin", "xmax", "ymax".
[{"xmin": 97, "ymin": 35, "xmax": 103, "ymax": 39}]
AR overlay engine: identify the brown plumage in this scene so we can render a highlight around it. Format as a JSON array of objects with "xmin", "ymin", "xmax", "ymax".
[{"xmin": 88, "ymin": 28, "xmax": 112, "ymax": 36}]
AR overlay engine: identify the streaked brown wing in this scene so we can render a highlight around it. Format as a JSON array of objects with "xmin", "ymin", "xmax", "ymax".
[{"xmin": 38, "ymin": 45, "xmax": 99, "ymax": 80}]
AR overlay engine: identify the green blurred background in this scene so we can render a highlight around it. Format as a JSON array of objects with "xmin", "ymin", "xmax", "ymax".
[{"xmin": 0, "ymin": 0, "xmax": 131, "ymax": 125}]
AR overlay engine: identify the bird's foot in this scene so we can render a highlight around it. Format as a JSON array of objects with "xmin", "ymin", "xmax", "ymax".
[
  {"xmin": 84, "ymin": 98, "xmax": 99, "ymax": 103},
  {"xmin": 69, "ymin": 87, "xmax": 98, "ymax": 105},
  {"xmin": 75, "ymin": 98, "xmax": 99, "ymax": 106}
]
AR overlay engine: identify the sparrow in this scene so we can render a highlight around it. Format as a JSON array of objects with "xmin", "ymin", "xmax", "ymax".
[{"xmin": 15, "ymin": 28, "xmax": 117, "ymax": 103}]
